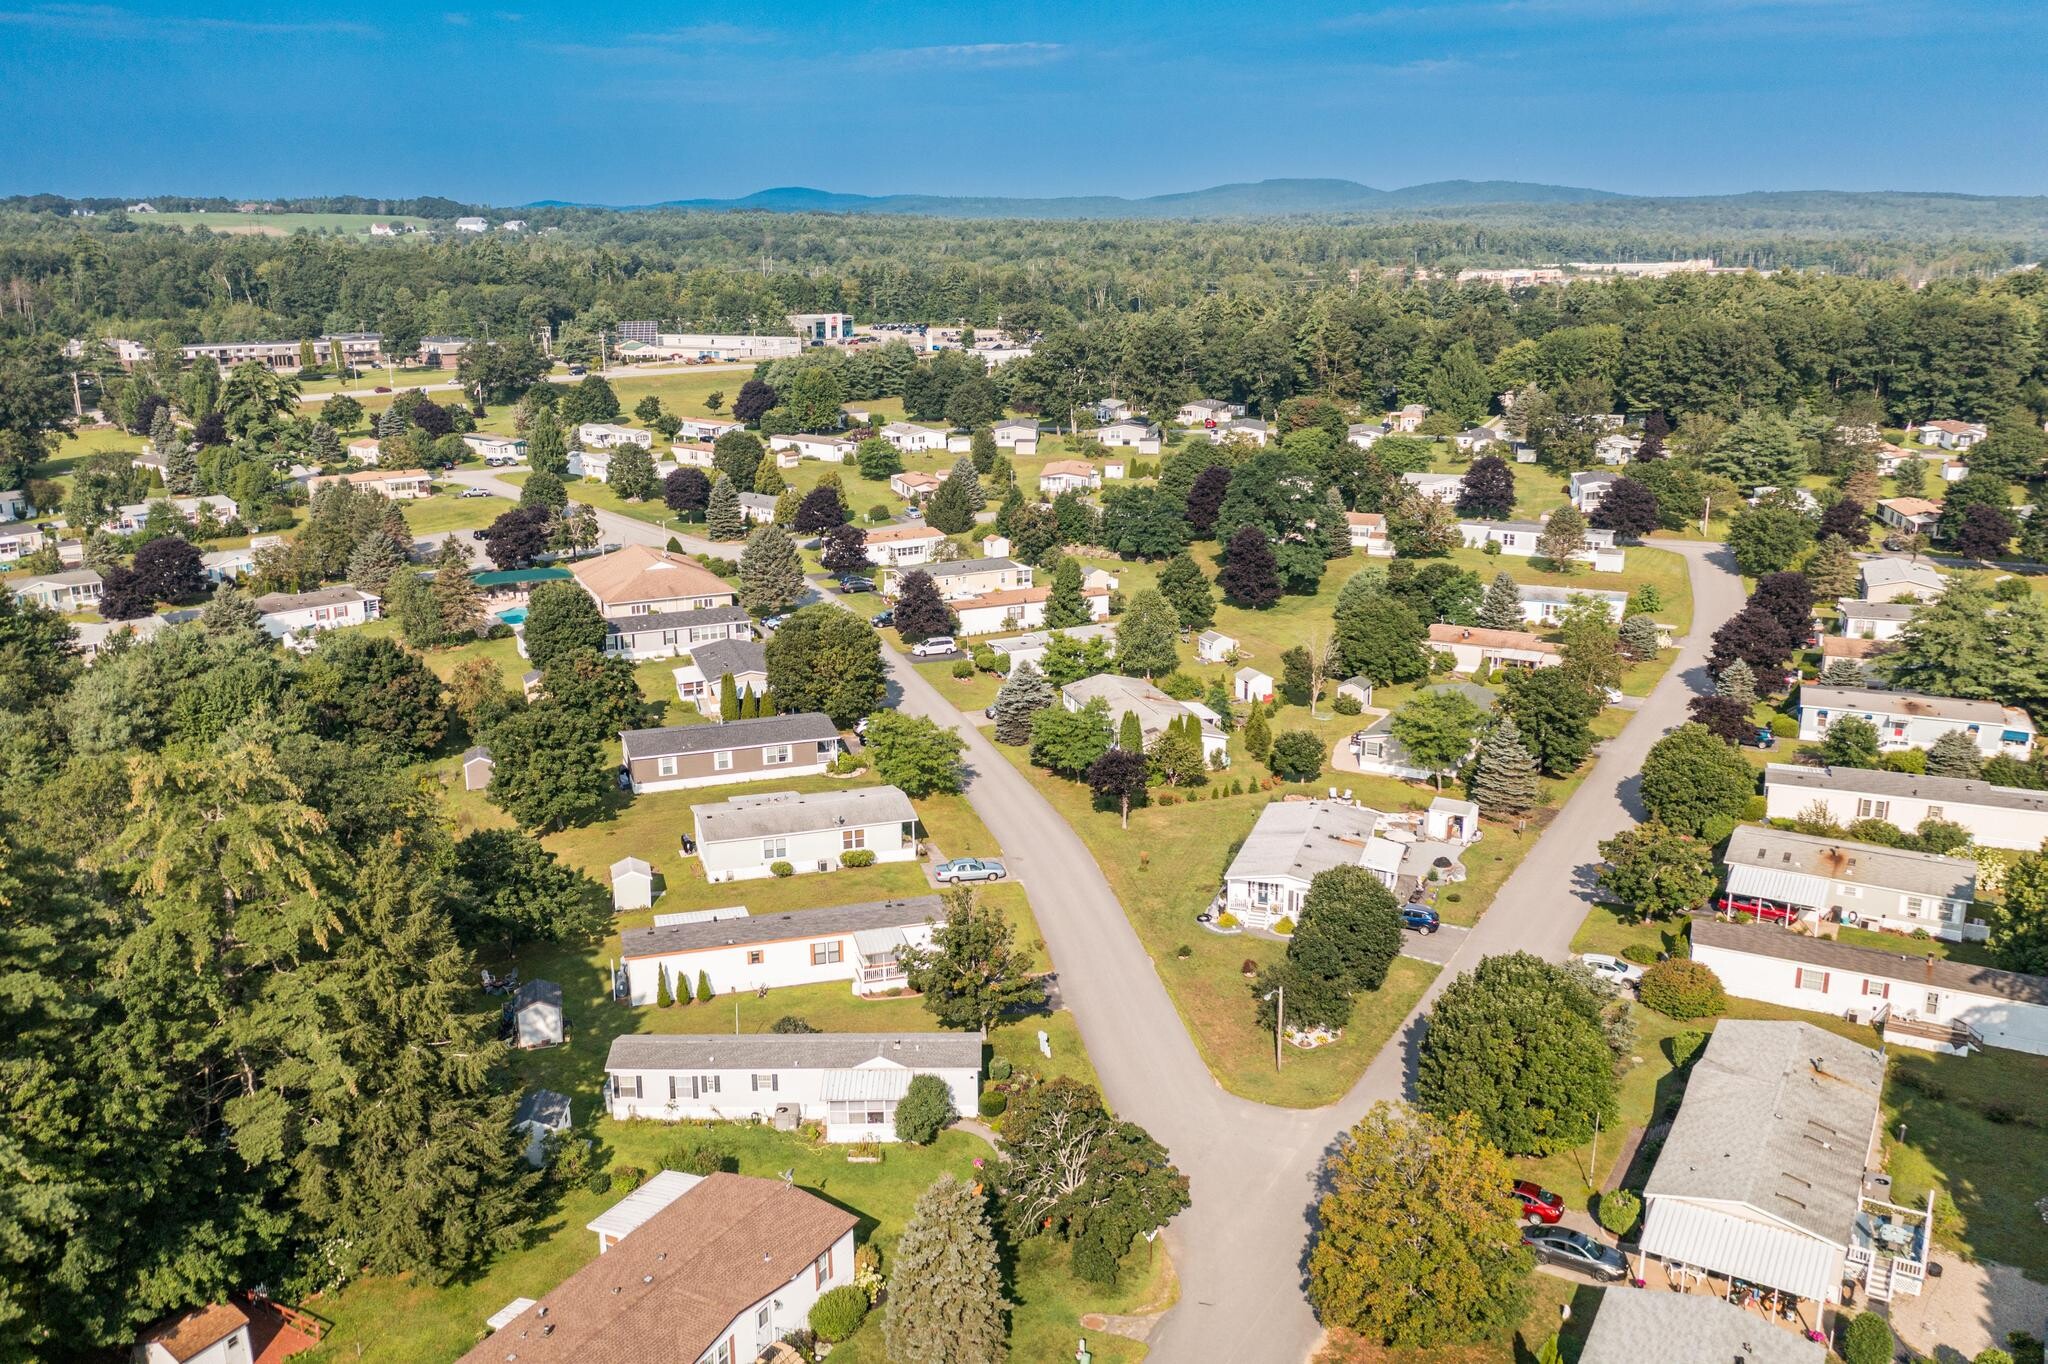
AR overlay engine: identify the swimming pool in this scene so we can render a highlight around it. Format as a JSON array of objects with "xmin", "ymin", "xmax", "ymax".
[{"xmin": 496, "ymin": 607, "xmax": 528, "ymax": 625}]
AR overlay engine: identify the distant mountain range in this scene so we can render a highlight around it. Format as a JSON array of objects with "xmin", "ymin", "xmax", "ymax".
[{"xmin": 528, "ymin": 177, "xmax": 1630, "ymax": 219}]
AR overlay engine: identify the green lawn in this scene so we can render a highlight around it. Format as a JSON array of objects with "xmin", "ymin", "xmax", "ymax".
[
  {"xmin": 1884, "ymin": 1046, "xmax": 2048, "ymax": 1277},
  {"xmin": 142, "ymin": 210, "xmax": 430, "ymax": 236},
  {"xmin": 913, "ymin": 659, "xmax": 1004, "ymax": 713},
  {"xmin": 401, "ymin": 491, "xmax": 514, "ymax": 535},
  {"xmin": 1314, "ymin": 1273, "xmax": 1595, "ymax": 1364}
]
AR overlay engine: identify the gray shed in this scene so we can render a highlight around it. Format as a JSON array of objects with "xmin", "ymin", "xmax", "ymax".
[
  {"xmin": 461, "ymin": 745, "xmax": 495, "ymax": 791},
  {"xmin": 512, "ymin": 1089, "xmax": 573, "ymax": 1167},
  {"xmin": 610, "ymin": 856, "xmax": 654, "ymax": 912},
  {"xmin": 513, "ymin": 979, "xmax": 563, "ymax": 1049}
]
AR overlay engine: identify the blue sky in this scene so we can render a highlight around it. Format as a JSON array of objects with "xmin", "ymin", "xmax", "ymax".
[{"xmin": 1, "ymin": 0, "xmax": 2043, "ymax": 202}]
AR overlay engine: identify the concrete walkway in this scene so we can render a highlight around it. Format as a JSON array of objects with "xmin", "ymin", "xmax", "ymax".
[{"xmin": 856, "ymin": 540, "xmax": 1749, "ymax": 1364}]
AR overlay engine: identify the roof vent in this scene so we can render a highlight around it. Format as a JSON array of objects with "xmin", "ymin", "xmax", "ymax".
[
  {"xmin": 643, "ymin": 1275, "xmax": 654, "ymax": 1284},
  {"xmin": 537, "ymin": 1306, "xmax": 548, "ymax": 1318}
]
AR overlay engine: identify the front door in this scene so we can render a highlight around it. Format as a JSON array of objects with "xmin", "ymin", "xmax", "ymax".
[{"xmin": 755, "ymin": 1303, "xmax": 774, "ymax": 1351}]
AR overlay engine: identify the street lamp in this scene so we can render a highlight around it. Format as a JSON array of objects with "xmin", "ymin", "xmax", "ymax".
[{"xmin": 1262, "ymin": 985, "xmax": 1284, "ymax": 1071}]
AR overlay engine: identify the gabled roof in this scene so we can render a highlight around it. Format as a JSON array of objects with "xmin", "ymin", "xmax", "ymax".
[
  {"xmin": 922, "ymin": 556, "xmax": 1021, "ymax": 577},
  {"xmin": 606, "ymin": 1031, "xmax": 982, "ymax": 1073},
  {"xmin": 1224, "ymin": 800, "xmax": 1385, "ymax": 886},
  {"xmin": 1723, "ymin": 825, "xmax": 1977, "ymax": 901},
  {"xmin": 457, "ymin": 1174, "xmax": 858, "ymax": 1364},
  {"xmin": 1643, "ymin": 1019, "xmax": 1881, "ymax": 1244},
  {"xmin": 678, "ymin": 637, "xmax": 767, "ymax": 682},
  {"xmin": 570, "ymin": 545, "xmax": 735, "ymax": 607},
  {"xmin": 1797, "ymin": 683, "xmax": 2028, "ymax": 730},
  {"xmin": 1041, "ymin": 459, "xmax": 1097, "ymax": 478},
  {"xmin": 1427, "ymin": 623, "xmax": 1558, "ymax": 654},
  {"xmin": 254, "ymin": 586, "xmax": 374, "ymax": 612},
  {"xmin": 693, "ymin": 785, "xmax": 917, "ymax": 843},
  {"xmin": 137, "ymin": 1302, "xmax": 251, "ymax": 1362},
  {"xmin": 620, "ymin": 712, "xmax": 836, "ymax": 761},
  {"xmin": 1764, "ymin": 760, "xmax": 2048, "ymax": 817},
  {"xmin": 1579, "ymin": 1290, "xmax": 1824, "ymax": 1364},
  {"xmin": 866, "ymin": 523, "xmax": 946, "ymax": 544},
  {"xmin": 1693, "ymin": 916, "xmax": 2048, "ymax": 1005},
  {"xmin": 623, "ymin": 896, "xmax": 943, "ymax": 959},
  {"xmin": 605, "ymin": 604, "xmax": 751, "ymax": 635}
]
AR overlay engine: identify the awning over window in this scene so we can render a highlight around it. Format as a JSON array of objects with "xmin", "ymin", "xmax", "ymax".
[{"xmin": 819, "ymin": 1068, "xmax": 914, "ymax": 1102}]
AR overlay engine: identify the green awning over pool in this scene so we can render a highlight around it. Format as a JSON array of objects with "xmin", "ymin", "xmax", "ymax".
[{"xmin": 474, "ymin": 568, "xmax": 572, "ymax": 588}]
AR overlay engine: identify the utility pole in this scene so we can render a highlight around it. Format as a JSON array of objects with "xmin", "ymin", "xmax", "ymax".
[
  {"xmin": 1264, "ymin": 985, "xmax": 1284, "ymax": 1071},
  {"xmin": 1700, "ymin": 494, "xmax": 1711, "ymax": 537}
]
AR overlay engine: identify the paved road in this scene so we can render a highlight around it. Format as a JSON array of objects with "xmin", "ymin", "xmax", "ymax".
[
  {"xmin": 298, "ymin": 360, "xmax": 755, "ymax": 405},
  {"xmin": 872, "ymin": 539, "xmax": 1747, "ymax": 1364},
  {"xmin": 442, "ymin": 466, "xmax": 725, "ymax": 559}
]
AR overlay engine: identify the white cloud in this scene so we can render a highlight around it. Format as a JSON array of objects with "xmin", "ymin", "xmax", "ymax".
[
  {"xmin": 0, "ymin": 4, "xmax": 376, "ymax": 37},
  {"xmin": 871, "ymin": 40, "xmax": 1069, "ymax": 69}
]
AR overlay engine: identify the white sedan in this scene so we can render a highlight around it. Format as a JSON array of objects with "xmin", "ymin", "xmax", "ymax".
[{"xmin": 1578, "ymin": 953, "xmax": 1645, "ymax": 988}]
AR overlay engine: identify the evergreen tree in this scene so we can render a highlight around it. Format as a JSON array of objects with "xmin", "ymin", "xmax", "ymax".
[
  {"xmin": 308, "ymin": 420, "xmax": 342, "ymax": 464},
  {"xmin": 1043, "ymin": 557, "xmax": 1091, "ymax": 629},
  {"xmin": 698, "ymin": 969, "xmax": 712, "ymax": 1002},
  {"xmin": 753, "ymin": 449, "xmax": 786, "ymax": 496},
  {"xmin": 345, "ymin": 528, "xmax": 407, "ymax": 595},
  {"xmin": 1117, "ymin": 708, "xmax": 1145, "ymax": 753},
  {"xmin": 969, "ymin": 426, "xmax": 998, "ymax": 473},
  {"xmin": 1925, "ymin": 728, "xmax": 1984, "ymax": 779},
  {"xmin": 1805, "ymin": 535, "xmax": 1859, "ymax": 598},
  {"xmin": 1243, "ymin": 703, "xmax": 1272, "ymax": 762},
  {"xmin": 1115, "ymin": 587, "xmax": 1181, "ymax": 678},
  {"xmin": 525, "ymin": 408, "xmax": 567, "ymax": 477},
  {"xmin": 718, "ymin": 671, "xmax": 740, "ymax": 720},
  {"xmin": 1715, "ymin": 659, "xmax": 1758, "ymax": 711},
  {"xmin": 432, "ymin": 539, "xmax": 485, "ymax": 636},
  {"xmin": 656, "ymin": 964, "xmax": 673, "ymax": 1007},
  {"xmin": 676, "ymin": 966, "xmax": 694, "ymax": 1003},
  {"xmin": 1156, "ymin": 551, "xmax": 1216, "ymax": 631},
  {"xmin": 926, "ymin": 459, "xmax": 982, "ymax": 534},
  {"xmin": 706, "ymin": 473, "xmax": 745, "ymax": 541},
  {"xmin": 1618, "ymin": 613, "xmax": 1662, "ymax": 660},
  {"xmin": 991, "ymin": 659, "xmax": 1053, "ymax": 744},
  {"xmin": 1476, "ymin": 571, "xmax": 1524, "ymax": 630},
  {"xmin": 738, "ymin": 523, "xmax": 805, "ymax": 617},
  {"xmin": 1469, "ymin": 717, "xmax": 1540, "ymax": 819},
  {"xmin": 884, "ymin": 1175, "xmax": 1009, "ymax": 1364}
]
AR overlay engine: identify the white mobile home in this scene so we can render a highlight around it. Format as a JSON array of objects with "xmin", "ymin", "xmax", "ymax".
[
  {"xmin": 1516, "ymin": 583, "xmax": 1628, "ymax": 625},
  {"xmin": 605, "ymin": 1032, "xmax": 981, "ymax": 1143},
  {"xmin": 1763, "ymin": 762, "xmax": 2048, "ymax": 853},
  {"xmin": 1457, "ymin": 518, "xmax": 1623, "ymax": 573},
  {"xmin": 1795, "ymin": 684, "xmax": 2035, "ymax": 760},
  {"xmin": 619, "ymin": 895, "xmax": 943, "ymax": 1004},
  {"xmin": 254, "ymin": 587, "xmax": 380, "ymax": 641},
  {"xmin": 692, "ymin": 786, "xmax": 919, "ymax": 882},
  {"xmin": 1058, "ymin": 673, "xmax": 1230, "ymax": 766},
  {"xmin": 1719, "ymin": 825, "xmax": 1982, "ymax": 941},
  {"xmin": 1219, "ymin": 800, "xmax": 1404, "ymax": 930}
]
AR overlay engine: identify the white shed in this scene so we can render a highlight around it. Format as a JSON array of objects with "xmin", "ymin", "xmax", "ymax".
[
  {"xmin": 1426, "ymin": 796, "xmax": 1481, "ymax": 845},
  {"xmin": 610, "ymin": 856, "xmax": 655, "ymax": 912},
  {"xmin": 514, "ymin": 979, "xmax": 563, "ymax": 1049},
  {"xmin": 1197, "ymin": 630, "xmax": 1237, "ymax": 664},
  {"xmin": 513, "ymin": 1089, "xmax": 573, "ymax": 1168},
  {"xmin": 461, "ymin": 745, "xmax": 495, "ymax": 792},
  {"xmin": 981, "ymin": 533, "xmax": 1012, "ymax": 558},
  {"xmin": 1234, "ymin": 667, "xmax": 1274, "ymax": 704}
]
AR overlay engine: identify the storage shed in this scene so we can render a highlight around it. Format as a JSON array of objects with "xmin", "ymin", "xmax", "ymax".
[{"xmin": 513, "ymin": 979, "xmax": 563, "ymax": 1049}]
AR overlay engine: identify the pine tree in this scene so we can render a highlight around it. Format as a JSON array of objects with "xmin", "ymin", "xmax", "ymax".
[
  {"xmin": 1156, "ymin": 551, "xmax": 1216, "ymax": 631},
  {"xmin": 697, "ymin": 969, "xmax": 712, "ymax": 1002},
  {"xmin": 773, "ymin": 487, "xmax": 802, "ymax": 525},
  {"xmin": 376, "ymin": 403, "xmax": 409, "ymax": 440},
  {"xmin": 991, "ymin": 660, "xmax": 1054, "ymax": 744},
  {"xmin": 148, "ymin": 405, "xmax": 185, "ymax": 488},
  {"xmin": 1536, "ymin": 506, "xmax": 1589, "ymax": 572},
  {"xmin": 884, "ymin": 1174, "xmax": 1010, "ymax": 1364},
  {"xmin": 676, "ymin": 966, "xmax": 693, "ymax": 1003},
  {"xmin": 1805, "ymin": 535, "xmax": 1858, "ymax": 599},
  {"xmin": 926, "ymin": 459, "xmax": 982, "ymax": 534},
  {"xmin": 753, "ymin": 449, "xmax": 786, "ymax": 496},
  {"xmin": 346, "ymin": 529, "xmax": 407, "ymax": 594},
  {"xmin": 706, "ymin": 473, "xmax": 745, "ymax": 541},
  {"xmin": 1044, "ymin": 558, "xmax": 1090, "ymax": 628},
  {"xmin": 432, "ymin": 539, "xmax": 486, "ymax": 636},
  {"xmin": 656, "ymin": 964, "xmax": 673, "ymax": 1007},
  {"xmin": 308, "ymin": 420, "xmax": 342, "ymax": 464},
  {"xmin": 1714, "ymin": 659, "xmax": 1758, "ymax": 711},
  {"xmin": 1476, "ymin": 571, "xmax": 1524, "ymax": 630},
  {"xmin": 1925, "ymin": 728, "xmax": 1984, "ymax": 779},
  {"xmin": 739, "ymin": 523, "xmax": 805, "ymax": 617},
  {"xmin": 758, "ymin": 690, "xmax": 778, "ymax": 717},
  {"xmin": 1470, "ymin": 717, "xmax": 1540, "ymax": 819},
  {"xmin": 718, "ymin": 672, "xmax": 740, "ymax": 719},
  {"xmin": 202, "ymin": 582, "xmax": 264, "ymax": 632},
  {"xmin": 1243, "ymin": 704, "xmax": 1272, "ymax": 762}
]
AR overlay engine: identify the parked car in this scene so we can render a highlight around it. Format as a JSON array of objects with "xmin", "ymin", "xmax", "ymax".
[
  {"xmin": 1579, "ymin": 953, "xmax": 1645, "ymax": 989},
  {"xmin": 1715, "ymin": 896, "xmax": 1798, "ymax": 925},
  {"xmin": 910, "ymin": 636, "xmax": 957, "ymax": 658},
  {"xmin": 471, "ymin": 529, "xmax": 490, "ymax": 541},
  {"xmin": 837, "ymin": 576, "xmax": 876, "ymax": 593},
  {"xmin": 460, "ymin": 487, "xmax": 489, "ymax": 498},
  {"xmin": 760, "ymin": 613, "xmax": 791, "ymax": 632},
  {"xmin": 1401, "ymin": 905, "xmax": 1440, "ymax": 934},
  {"xmin": 1510, "ymin": 1181, "xmax": 1564, "ymax": 1225},
  {"xmin": 936, "ymin": 857, "xmax": 1007, "ymax": 884},
  {"xmin": 871, "ymin": 609, "xmax": 895, "ymax": 629},
  {"xmin": 1522, "ymin": 1226, "xmax": 1628, "ymax": 1282},
  {"xmin": 567, "ymin": 364, "xmax": 587, "ymax": 376}
]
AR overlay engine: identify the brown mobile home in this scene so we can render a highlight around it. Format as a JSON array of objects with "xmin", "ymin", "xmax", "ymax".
[{"xmin": 621, "ymin": 713, "xmax": 841, "ymax": 793}]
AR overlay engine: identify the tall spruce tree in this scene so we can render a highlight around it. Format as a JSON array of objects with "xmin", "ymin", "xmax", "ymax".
[
  {"xmin": 1156, "ymin": 551, "xmax": 1216, "ymax": 631},
  {"xmin": 1469, "ymin": 716, "xmax": 1540, "ymax": 819},
  {"xmin": 432, "ymin": 539, "xmax": 485, "ymax": 636},
  {"xmin": 1476, "ymin": 571, "xmax": 1524, "ymax": 630},
  {"xmin": 706, "ymin": 473, "xmax": 745, "ymax": 541},
  {"xmin": 1043, "ymin": 557, "xmax": 1091, "ymax": 628},
  {"xmin": 1714, "ymin": 659, "xmax": 1758, "ymax": 711},
  {"xmin": 884, "ymin": 1174, "xmax": 1009, "ymax": 1364},
  {"xmin": 991, "ymin": 659, "xmax": 1053, "ymax": 744},
  {"xmin": 738, "ymin": 523, "xmax": 804, "ymax": 617},
  {"xmin": 1925, "ymin": 728, "xmax": 1984, "ymax": 779}
]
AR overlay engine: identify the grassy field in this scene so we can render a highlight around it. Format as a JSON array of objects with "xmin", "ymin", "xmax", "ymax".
[
  {"xmin": 401, "ymin": 490, "xmax": 515, "ymax": 535},
  {"xmin": 143, "ymin": 210, "xmax": 428, "ymax": 236}
]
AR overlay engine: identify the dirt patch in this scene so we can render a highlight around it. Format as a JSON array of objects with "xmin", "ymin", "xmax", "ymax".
[{"xmin": 1892, "ymin": 1257, "xmax": 2048, "ymax": 1363}]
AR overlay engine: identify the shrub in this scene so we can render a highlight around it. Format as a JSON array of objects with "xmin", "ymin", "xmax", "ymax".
[
  {"xmin": 1841, "ymin": 1311, "xmax": 1895, "ymax": 1364},
  {"xmin": 1159, "ymin": 671, "xmax": 1202, "ymax": 700},
  {"xmin": 1215, "ymin": 911, "xmax": 1238, "ymax": 929},
  {"xmin": 978, "ymin": 1091, "xmax": 1008, "ymax": 1119},
  {"xmin": 951, "ymin": 657, "xmax": 976, "ymax": 678},
  {"xmin": 661, "ymin": 1135, "xmax": 736, "ymax": 1175},
  {"xmin": 1742, "ymin": 794, "xmax": 1768, "ymax": 821},
  {"xmin": 809, "ymin": 1285, "xmax": 870, "ymax": 1343},
  {"xmin": 867, "ymin": 503, "xmax": 892, "ymax": 523},
  {"xmin": 1333, "ymin": 694, "xmax": 1362, "ymax": 716},
  {"xmin": 988, "ymin": 1057, "xmax": 1012, "ymax": 1080},
  {"xmin": 1071, "ymin": 1233, "xmax": 1121, "ymax": 1287},
  {"xmin": 840, "ymin": 849, "xmax": 876, "ymax": 868},
  {"xmin": 1272, "ymin": 916, "xmax": 1295, "ymax": 936},
  {"xmin": 1665, "ymin": 1030, "xmax": 1710, "ymax": 1069},
  {"xmin": 614, "ymin": 1165, "xmax": 645, "ymax": 1188},
  {"xmin": 1596, "ymin": 1188, "xmax": 1642, "ymax": 1237},
  {"xmin": 1621, "ymin": 942, "xmax": 1661, "ymax": 966},
  {"xmin": 1175, "ymin": 943, "xmax": 1193, "ymax": 958},
  {"xmin": 893, "ymin": 1074, "xmax": 957, "ymax": 1144},
  {"xmin": 771, "ymin": 1015, "xmax": 820, "ymax": 1033},
  {"xmin": 584, "ymin": 1171, "xmax": 612, "ymax": 1195},
  {"xmin": 1639, "ymin": 958, "xmax": 1726, "ymax": 1020},
  {"xmin": 1768, "ymin": 713, "xmax": 1798, "ymax": 738},
  {"xmin": 770, "ymin": 860, "xmax": 795, "ymax": 878}
]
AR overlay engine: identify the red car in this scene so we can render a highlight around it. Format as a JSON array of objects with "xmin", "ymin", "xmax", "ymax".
[{"xmin": 1511, "ymin": 1181, "xmax": 1564, "ymax": 1225}]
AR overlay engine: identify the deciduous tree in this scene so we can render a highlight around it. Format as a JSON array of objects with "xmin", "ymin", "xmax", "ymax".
[
  {"xmin": 1598, "ymin": 823, "xmax": 1718, "ymax": 920},
  {"xmin": 864, "ymin": 711, "xmax": 966, "ymax": 796},
  {"xmin": 763, "ymin": 604, "xmax": 885, "ymax": 727}
]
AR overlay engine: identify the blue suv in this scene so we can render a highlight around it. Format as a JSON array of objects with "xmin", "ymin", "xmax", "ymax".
[{"xmin": 1401, "ymin": 906, "xmax": 1441, "ymax": 934}]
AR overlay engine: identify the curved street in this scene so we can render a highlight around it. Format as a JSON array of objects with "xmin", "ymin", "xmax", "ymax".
[{"xmin": 457, "ymin": 477, "xmax": 1748, "ymax": 1363}]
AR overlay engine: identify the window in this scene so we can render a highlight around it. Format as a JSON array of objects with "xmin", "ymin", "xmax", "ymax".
[
  {"xmin": 814, "ymin": 1249, "xmax": 833, "ymax": 1288},
  {"xmin": 842, "ymin": 827, "xmax": 866, "ymax": 851},
  {"xmin": 764, "ymin": 744, "xmax": 793, "ymax": 766},
  {"xmin": 1862, "ymin": 979, "xmax": 1890, "ymax": 998},
  {"xmin": 746, "ymin": 949, "xmax": 764, "ymax": 965},
  {"xmin": 692, "ymin": 1075, "xmax": 722, "ymax": 1097},
  {"xmin": 1837, "ymin": 885, "xmax": 1861, "ymax": 899},
  {"xmin": 714, "ymin": 750, "xmax": 734, "ymax": 771},
  {"xmin": 812, "ymin": 941, "xmax": 843, "ymax": 966},
  {"xmin": 751, "ymin": 1073, "xmax": 778, "ymax": 1092},
  {"xmin": 680, "ymin": 679, "xmax": 704, "ymax": 699},
  {"xmin": 1855, "ymin": 798, "xmax": 1890, "ymax": 821},
  {"xmin": 762, "ymin": 837, "xmax": 787, "ymax": 861},
  {"xmin": 1927, "ymin": 805, "xmax": 1945, "ymax": 821},
  {"xmin": 616, "ymin": 1074, "xmax": 643, "ymax": 1099},
  {"xmin": 1796, "ymin": 968, "xmax": 1830, "ymax": 992},
  {"xmin": 657, "ymin": 756, "xmax": 678, "ymax": 777},
  {"xmin": 1903, "ymin": 896, "xmax": 1932, "ymax": 920}
]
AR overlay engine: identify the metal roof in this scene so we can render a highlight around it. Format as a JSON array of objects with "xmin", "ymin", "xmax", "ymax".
[
  {"xmin": 692, "ymin": 785, "xmax": 917, "ymax": 844},
  {"xmin": 1640, "ymin": 1198, "xmax": 1844, "ymax": 1305},
  {"xmin": 605, "ymin": 1031, "xmax": 982, "ymax": 1074},
  {"xmin": 583, "ymin": 1170, "xmax": 703, "ymax": 1243},
  {"xmin": 1224, "ymin": 801, "xmax": 1385, "ymax": 886},
  {"xmin": 621, "ymin": 896, "xmax": 941, "ymax": 959},
  {"xmin": 1723, "ymin": 826, "xmax": 1977, "ymax": 901}
]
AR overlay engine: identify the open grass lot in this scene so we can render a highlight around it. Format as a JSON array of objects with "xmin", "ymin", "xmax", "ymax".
[
  {"xmin": 401, "ymin": 490, "xmax": 515, "ymax": 534},
  {"xmin": 912, "ymin": 658, "xmax": 1004, "ymax": 713},
  {"xmin": 299, "ymin": 364, "xmax": 453, "ymax": 395},
  {"xmin": 143, "ymin": 210, "xmax": 429, "ymax": 236}
]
